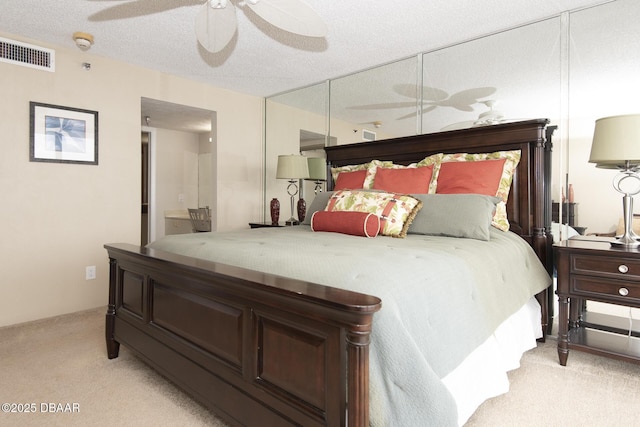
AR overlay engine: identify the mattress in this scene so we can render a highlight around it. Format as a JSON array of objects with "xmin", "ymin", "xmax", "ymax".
[{"xmin": 148, "ymin": 225, "xmax": 550, "ymax": 426}]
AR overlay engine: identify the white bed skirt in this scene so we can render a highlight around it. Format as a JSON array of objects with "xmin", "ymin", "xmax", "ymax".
[{"xmin": 442, "ymin": 297, "xmax": 542, "ymax": 426}]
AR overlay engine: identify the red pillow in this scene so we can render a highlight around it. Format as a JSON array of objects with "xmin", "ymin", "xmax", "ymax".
[
  {"xmin": 311, "ymin": 211, "xmax": 380, "ymax": 238},
  {"xmin": 334, "ymin": 170, "xmax": 367, "ymax": 190},
  {"xmin": 372, "ymin": 166, "xmax": 434, "ymax": 194},
  {"xmin": 436, "ymin": 159, "xmax": 507, "ymax": 196}
]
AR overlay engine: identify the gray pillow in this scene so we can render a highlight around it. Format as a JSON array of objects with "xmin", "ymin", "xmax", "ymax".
[
  {"xmin": 301, "ymin": 191, "xmax": 334, "ymax": 225},
  {"xmin": 408, "ymin": 194, "xmax": 500, "ymax": 241}
]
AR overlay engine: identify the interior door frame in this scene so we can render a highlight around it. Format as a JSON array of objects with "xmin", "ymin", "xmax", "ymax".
[{"xmin": 142, "ymin": 126, "xmax": 157, "ymax": 243}]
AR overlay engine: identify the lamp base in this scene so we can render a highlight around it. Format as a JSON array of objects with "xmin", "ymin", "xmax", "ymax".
[
  {"xmin": 285, "ymin": 217, "xmax": 299, "ymax": 226},
  {"xmin": 611, "ymin": 174, "xmax": 640, "ymax": 248},
  {"xmin": 611, "ymin": 234, "xmax": 640, "ymax": 248}
]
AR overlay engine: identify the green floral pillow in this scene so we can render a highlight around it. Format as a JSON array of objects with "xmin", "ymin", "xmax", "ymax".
[{"xmin": 325, "ymin": 190, "xmax": 423, "ymax": 238}]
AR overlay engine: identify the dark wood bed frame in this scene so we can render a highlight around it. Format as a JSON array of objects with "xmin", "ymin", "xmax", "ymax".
[{"xmin": 105, "ymin": 119, "xmax": 554, "ymax": 427}]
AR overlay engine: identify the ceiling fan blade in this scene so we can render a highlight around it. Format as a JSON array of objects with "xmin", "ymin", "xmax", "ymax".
[
  {"xmin": 395, "ymin": 105, "xmax": 437, "ymax": 121},
  {"xmin": 247, "ymin": 0, "xmax": 327, "ymax": 37},
  {"xmin": 347, "ymin": 101, "xmax": 418, "ymax": 111},
  {"xmin": 88, "ymin": 0, "xmax": 200, "ymax": 21},
  {"xmin": 195, "ymin": 1, "xmax": 238, "ymax": 53},
  {"xmin": 421, "ymin": 86, "xmax": 449, "ymax": 102},
  {"xmin": 441, "ymin": 120, "xmax": 476, "ymax": 131},
  {"xmin": 443, "ymin": 87, "xmax": 497, "ymax": 110}
]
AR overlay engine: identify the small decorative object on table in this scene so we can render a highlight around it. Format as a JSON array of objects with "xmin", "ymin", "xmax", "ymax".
[
  {"xmin": 568, "ymin": 183, "xmax": 575, "ymax": 203},
  {"xmin": 297, "ymin": 198, "xmax": 306, "ymax": 223},
  {"xmin": 270, "ymin": 198, "xmax": 280, "ymax": 225}
]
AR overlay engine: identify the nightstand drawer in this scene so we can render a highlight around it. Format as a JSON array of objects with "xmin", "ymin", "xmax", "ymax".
[
  {"xmin": 572, "ymin": 254, "xmax": 640, "ymax": 281},
  {"xmin": 571, "ymin": 275, "xmax": 640, "ymax": 306}
]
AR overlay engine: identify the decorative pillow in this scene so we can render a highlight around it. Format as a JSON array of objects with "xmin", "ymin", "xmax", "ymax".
[
  {"xmin": 408, "ymin": 194, "xmax": 501, "ymax": 241},
  {"xmin": 311, "ymin": 211, "xmax": 380, "ymax": 238},
  {"xmin": 301, "ymin": 191, "xmax": 334, "ymax": 225},
  {"xmin": 372, "ymin": 165, "xmax": 434, "ymax": 194},
  {"xmin": 433, "ymin": 150, "xmax": 521, "ymax": 231},
  {"xmin": 325, "ymin": 190, "xmax": 423, "ymax": 238},
  {"xmin": 370, "ymin": 153, "xmax": 442, "ymax": 194},
  {"xmin": 435, "ymin": 159, "xmax": 506, "ymax": 195},
  {"xmin": 334, "ymin": 169, "xmax": 367, "ymax": 190},
  {"xmin": 416, "ymin": 153, "xmax": 444, "ymax": 193},
  {"xmin": 331, "ymin": 160, "xmax": 392, "ymax": 189}
]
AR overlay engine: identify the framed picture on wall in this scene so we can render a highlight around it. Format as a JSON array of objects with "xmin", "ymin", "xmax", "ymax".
[{"xmin": 29, "ymin": 102, "xmax": 99, "ymax": 165}]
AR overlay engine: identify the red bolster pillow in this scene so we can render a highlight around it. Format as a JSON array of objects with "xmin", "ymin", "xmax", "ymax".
[{"xmin": 311, "ymin": 211, "xmax": 380, "ymax": 238}]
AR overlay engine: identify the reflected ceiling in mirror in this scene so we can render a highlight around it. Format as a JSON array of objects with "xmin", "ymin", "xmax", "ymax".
[
  {"xmin": 268, "ymin": 81, "xmax": 327, "ymax": 117},
  {"xmin": 422, "ymin": 16, "xmax": 562, "ymax": 134},
  {"xmin": 331, "ymin": 56, "xmax": 419, "ymax": 142}
]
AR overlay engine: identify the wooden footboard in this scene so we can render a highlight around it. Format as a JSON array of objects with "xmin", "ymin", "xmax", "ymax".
[{"xmin": 105, "ymin": 243, "xmax": 381, "ymax": 427}]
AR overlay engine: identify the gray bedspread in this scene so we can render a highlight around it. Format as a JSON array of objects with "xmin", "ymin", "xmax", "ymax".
[{"xmin": 147, "ymin": 225, "xmax": 550, "ymax": 426}]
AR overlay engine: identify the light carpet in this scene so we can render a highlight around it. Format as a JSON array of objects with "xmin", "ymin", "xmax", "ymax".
[{"xmin": 1, "ymin": 307, "xmax": 639, "ymax": 426}]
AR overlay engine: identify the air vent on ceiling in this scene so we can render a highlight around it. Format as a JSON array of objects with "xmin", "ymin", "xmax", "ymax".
[
  {"xmin": 362, "ymin": 129, "xmax": 376, "ymax": 142},
  {"xmin": 0, "ymin": 37, "xmax": 55, "ymax": 72}
]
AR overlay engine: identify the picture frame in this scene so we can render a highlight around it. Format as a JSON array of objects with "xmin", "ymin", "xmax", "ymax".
[{"xmin": 30, "ymin": 102, "xmax": 98, "ymax": 165}]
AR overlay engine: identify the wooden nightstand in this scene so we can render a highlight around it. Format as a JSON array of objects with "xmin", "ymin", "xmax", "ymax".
[{"xmin": 554, "ymin": 237, "xmax": 640, "ymax": 366}]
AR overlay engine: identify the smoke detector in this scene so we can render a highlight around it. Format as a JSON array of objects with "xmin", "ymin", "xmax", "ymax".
[{"xmin": 72, "ymin": 32, "xmax": 94, "ymax": 51}]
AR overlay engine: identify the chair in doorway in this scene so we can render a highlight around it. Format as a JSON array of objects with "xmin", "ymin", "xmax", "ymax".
[{"xmin": 188, "ymin": 208, "xmax": 212, "ymax": 232}]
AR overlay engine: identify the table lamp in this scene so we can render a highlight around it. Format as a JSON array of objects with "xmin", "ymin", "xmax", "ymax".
[
  {"xmin": 306, "ymin": 157, "xmax": 327, "ymax": 194},
  {"xmin": 589, "ymin": 114, "xmax": 640, "ymax": 247},
  {"xmin": 276, "ymin": 154, "xmax": 309, "ymax": 225}
]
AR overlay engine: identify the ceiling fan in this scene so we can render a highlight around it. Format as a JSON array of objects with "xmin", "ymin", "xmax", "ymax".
[
  {"xmin": 197, "ymin": 0, "xmax": 327, "ymax": 52},
  {"xmin": 441, "ymin": 100, "xmax": 523, "ymax": 131},
  {"xmin": 90, "ymin": 0, "xmax": 327, "ymax": 53},
  {"xmin": 346, "ymin": 85, "xmax": 497, "ymax": 121}
]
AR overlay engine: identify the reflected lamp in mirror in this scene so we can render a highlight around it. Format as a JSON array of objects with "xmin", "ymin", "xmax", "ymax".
[
  {"xmin": 306, "ymin": 157, "xmax": 327, "ymax": 194},
  {"xmin": 276, "ymin": 154, "xmax": 309, "ymax": 225},
  {"xmin": 589, "ymin": 114, "xmax": 640, "ymax": 247}
]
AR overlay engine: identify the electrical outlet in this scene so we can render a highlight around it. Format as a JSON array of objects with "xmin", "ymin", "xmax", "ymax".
[{"xmin": 85, "ymin": 266, "xmax": 96, "ymax": 280}]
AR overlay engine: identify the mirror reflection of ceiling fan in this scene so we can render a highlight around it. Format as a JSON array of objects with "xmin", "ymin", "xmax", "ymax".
[
  {"xmin": 90, "ymin": 0, "xmax": 327, "ymax": 53},
  {"xmin": 441, "ymin": 100, "xmax": 525, "ymax": 131},
  {"xmin": 346, "ymin": 85, "xmax": 498, "ymax": 121}
]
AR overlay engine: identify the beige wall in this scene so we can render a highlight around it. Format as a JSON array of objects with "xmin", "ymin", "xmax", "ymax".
[{"xmin": 0, "ymin": 32, "xmax": 264, "ymax": 327}]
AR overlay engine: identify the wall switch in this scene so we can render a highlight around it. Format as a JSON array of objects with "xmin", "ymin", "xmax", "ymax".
[{"xmin": 86, "ymin": 265, "xmax": 96, "ymax": 280}]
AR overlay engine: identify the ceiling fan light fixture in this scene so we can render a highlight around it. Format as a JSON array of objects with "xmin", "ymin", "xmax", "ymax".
[
  {"xmin": 247, "ymin": 0, "xmax": 328, "ymax": 38},
  {"xmin": 210, "ymin": 0, "xmax": 228, "ymax": 9},
  {"xmin": 473, "ymin": 100, "xmax": 503, "ymax": 126}
]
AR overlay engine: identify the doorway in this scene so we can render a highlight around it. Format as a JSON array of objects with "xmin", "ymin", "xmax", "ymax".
[{"xmin": 140, "ymin": 97, "xmax": 216, "ymax": 242}]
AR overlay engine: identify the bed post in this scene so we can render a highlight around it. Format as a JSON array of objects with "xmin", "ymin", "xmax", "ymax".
[
  {"xmin": 544, "ymin": 125, "xmax": 557, "ymax": 335},
  {"xmin": 105, "ymin": 256, "xmax": 120, "ymax": 359},
  {"xmin": 529, "ymin": 121, "xmax": 554, "ymax": 339},
  {"xmin": 346, "ymin": 325, "xmax": 374, "ymax": 427}
]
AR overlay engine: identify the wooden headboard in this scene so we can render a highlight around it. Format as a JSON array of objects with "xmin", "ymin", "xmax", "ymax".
[
  {"xmin": 325, "ymin": 119, "xmax": 551, "ymax": 255},
  {"xmin": 325, "ymin": 119, "xmax": 555, "ymax": 332}
]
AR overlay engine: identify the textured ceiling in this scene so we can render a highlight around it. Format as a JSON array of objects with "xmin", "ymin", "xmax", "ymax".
[{"xmin": 0, "ymin": 0, "xmax": 611, "ymax": 99}]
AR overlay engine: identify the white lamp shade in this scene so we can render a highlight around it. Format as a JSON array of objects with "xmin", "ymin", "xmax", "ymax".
[
  {"xmin": 306, "ymin": 157, "xmax": 327, "ymax": 181},
  {"xmin": 590, "ymin": 114, "xmax": 640, "ymax": 168},
  {"xmin": 276, "ymin": 154, "xmax": 309, "ymax": 179}
]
